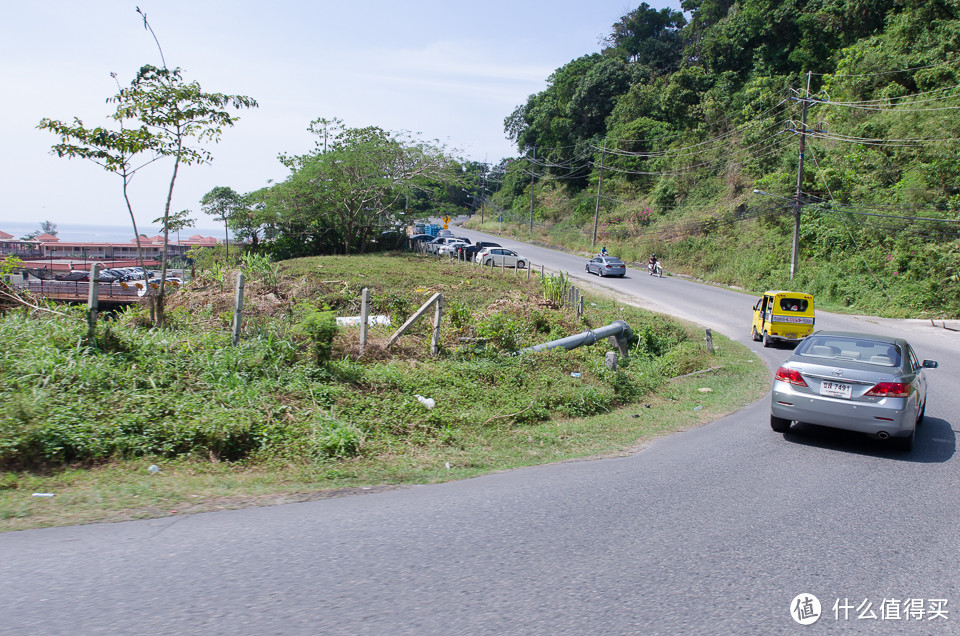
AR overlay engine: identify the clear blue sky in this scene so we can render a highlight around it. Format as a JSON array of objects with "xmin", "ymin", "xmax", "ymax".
[{"xmin": 2, "ymin": 1, "xmax": 678, "ymax": 227}]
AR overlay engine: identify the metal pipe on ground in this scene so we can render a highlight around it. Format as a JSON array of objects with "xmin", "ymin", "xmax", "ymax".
[{"xmin": 519, "ymin": 320, "xmax": 633, "ymax": 355}]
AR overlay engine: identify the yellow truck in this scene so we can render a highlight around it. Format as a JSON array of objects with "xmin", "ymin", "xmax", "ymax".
[{"xmin": 751, "ymin": 291, "xmax": 815, "ymax": 347}]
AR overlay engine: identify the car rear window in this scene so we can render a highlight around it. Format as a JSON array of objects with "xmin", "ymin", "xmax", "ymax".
[
  {"xmin": 798, "ymin": 337, "xmax": 901, "ymax": 366},
  {"xmin": 779, "ymin": 298, "xmax": 809, "ymax": 312}
]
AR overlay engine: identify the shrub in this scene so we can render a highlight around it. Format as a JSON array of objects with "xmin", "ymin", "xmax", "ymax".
[{"xmin": 295, "ymin": 305, "xmax": 338, "ymax": 363}]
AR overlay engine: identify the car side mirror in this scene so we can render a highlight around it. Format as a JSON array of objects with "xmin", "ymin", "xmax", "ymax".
[{"xmin": 922, "ymin": 360, "xmax": 938, "ymax": 369}]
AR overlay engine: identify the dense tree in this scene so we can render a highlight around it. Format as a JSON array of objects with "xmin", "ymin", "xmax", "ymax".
[
  {"xmin": 271, "ymin": 119, "xmax": 457, "ymax": 254},
  {"xmin": 602, "ymin": 2, "xmax": 687, "ymax": 74}
]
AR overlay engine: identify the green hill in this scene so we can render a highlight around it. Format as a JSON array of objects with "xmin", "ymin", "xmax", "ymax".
[{"xmin": 485, "ymin": 0, "xmax": 960, "ymax": 318}]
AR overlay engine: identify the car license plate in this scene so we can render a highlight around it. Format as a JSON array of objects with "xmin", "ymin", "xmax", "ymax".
[{"xmin": 820, "ymin": 381, "xmax": 852, "ymax": 399}]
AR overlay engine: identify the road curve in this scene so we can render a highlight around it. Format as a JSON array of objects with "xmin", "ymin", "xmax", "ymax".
[{"xmin": 1, "ymin": 232, "xmax": 957, "ymax": 635}]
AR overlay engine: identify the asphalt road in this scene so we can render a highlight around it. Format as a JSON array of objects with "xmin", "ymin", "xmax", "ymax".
[{"xmin": 1, "ymin": 232, "xmax": 957, "ymax": 635}]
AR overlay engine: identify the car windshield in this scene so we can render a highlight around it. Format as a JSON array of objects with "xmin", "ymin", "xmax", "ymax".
[
  {"xmin": 797, "ymin": 337, "xmax": 901, "ymax": 366},
  {"xmin": 604, "ymin": 258, "xmax": 624, "ymax": 264}
]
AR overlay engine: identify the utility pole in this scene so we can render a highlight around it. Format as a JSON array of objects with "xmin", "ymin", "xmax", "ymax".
[
  {"xmin": 792, "ymin": 71, "xmax": 812, "ymax": 281},
  {"xmin": 529, "ymin": 146, "xmax": 536, "ymax": 232},
  {"xmin": 480, "ymin": 173, "xmax": 486, "ymax": 225},
  {"xmin": 592, "ymin": 137, "xmax": 607, "ymax": 248}
]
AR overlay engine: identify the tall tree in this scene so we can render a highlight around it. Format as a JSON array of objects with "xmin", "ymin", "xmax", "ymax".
[
  {"xmin": 114, "ymin": 64, "xmax": 256, "ymax": 324},
  {"xmin": 200, "ymin": 186, "xmax": 243, "ymax": 260},
  {"xmin": 39, "ymin": 9, "xmax": 255, "ymax": 327}
]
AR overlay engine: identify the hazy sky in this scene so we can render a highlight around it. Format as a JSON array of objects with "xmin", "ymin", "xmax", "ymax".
[{"xmin": 2, "ymin": 1, "xmax": 677, "ymax": 228}]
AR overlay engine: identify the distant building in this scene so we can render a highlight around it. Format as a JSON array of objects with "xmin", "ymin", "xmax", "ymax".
[
  {"xmin": 0, "ymin": 230, "xmax": 220, "ymax": 260},
  {"xmin": 0, "ymin": 230, "xmax": 42, "ymax": 257}
]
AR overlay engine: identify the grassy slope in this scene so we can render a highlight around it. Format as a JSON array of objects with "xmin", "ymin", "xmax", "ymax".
[{"xmin": 0, "ymin": 253, "xmax": 768, "ymax": 531}]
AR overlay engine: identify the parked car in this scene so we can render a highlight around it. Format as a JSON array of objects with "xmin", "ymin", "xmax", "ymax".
[
  {"xmin": 97, "ymin": 269, "xmax": 126, "ymax": 283},
  {"xmin": 770, "ymin": 330, "xmax": 937, "ymax": 451},
  {"xmin": 54, "ymin": 270, "xmax": 89, "ymax": 282},
  {"xmin": 585, "ymin": 256, "xmax": 626, "ymax": 277},
  {"xmin": 478, "ymin": 248, "xmax": 528, "ymax": 269},
  {"xmin": 752, "ymin": 290, "xmax": 815, "ymax": 347},
  {"xmin": 408, "ymin": 234, "xmax": 435, "ymax": 247},
  {"xmin": 425, "ymin": 236, "xmax": 464, "ymax": 254},
  {"xmin": 437, "ymin": 240, "xmax": 469, "ymax": 256},
  {"xmin": 460, "ymin": 241, "xmax": 500, "ymax": 261}
]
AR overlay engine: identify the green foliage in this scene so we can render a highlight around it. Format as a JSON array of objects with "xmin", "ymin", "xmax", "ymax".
[
  {"xmin": 488, "ymin": 1, "xmax": 960, "ymax": 317},
  {"xmin": 294, "ymin": 305, "xmax": 338, "ymax": 363},
  {"xmin": 241, "ymin": 252, "xmax": 280, "ymax": 289},
  {"xmin": 0, "ymin": 254, "xmax": 714, "ymax": 471},
  {"xmin": 540, "ymin": 271, "xmax": 570, "ymax": 307},
  {"xmin": 269, "ymin": 118, "xmax": 458, "ymax": 256},
  {"xmin": 474, "ymin": 312, "xmax": 530, "ymax": 352},
  {"xmin": 446, "ymin": 300, "xmax": 472, "ymax": 331}
]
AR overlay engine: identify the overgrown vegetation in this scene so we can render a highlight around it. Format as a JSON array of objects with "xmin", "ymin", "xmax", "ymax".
[
  {"xmin": 0, "ymin": 253, "xmax": 768, "ymax": 529},
  {"xmin": 479, "ymin": 0, "xmax": 960, "ymax": 318}
]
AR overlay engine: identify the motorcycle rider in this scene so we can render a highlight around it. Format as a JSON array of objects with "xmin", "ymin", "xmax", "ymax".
[
  {"xmin": 648, "ymin": 253, "xmax": 659, "ymax": 274},
  {"xmin": 600, "ymin": 246, "xmax": 609, "ymax": 257}
]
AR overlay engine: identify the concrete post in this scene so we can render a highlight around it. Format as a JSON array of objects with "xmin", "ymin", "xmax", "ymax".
[
  {"xmin": 87, "ymin": 263, "xmax": 100, "ymax": 343},
  {"xmin": 231, "ymin": 272, "xmax": 245, "ymax": 346},
  {"xmin": 360, "ymin": 287, "xmax": 370, "ymax": 352}
]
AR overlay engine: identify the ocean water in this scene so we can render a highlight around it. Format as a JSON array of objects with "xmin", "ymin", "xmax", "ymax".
[{"xmin": 0, "ymin": 221, "xmax": 230, "ymax": 244}]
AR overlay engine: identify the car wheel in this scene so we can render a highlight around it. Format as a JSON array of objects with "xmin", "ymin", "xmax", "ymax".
[
  {"xmin": 751, "ymin": 327, "xmax": 760, "ymax": 342},
  {"xmin": 770, "ymin": 415, "xmax": 791, "ymax": 433},
  {"xmin": 598, "ymin": 267, "xmax": 605, "ymax": 277},
  {"xmin": 618, "ymin": 273, "xmax": 625, "ymax": 278},
  {"xmin": 916, "ymin": 400, "xmax": 926, "ymax": 426},
  {"xmin": 517, "ymin": 260, "xmax": 526, "ymax": 269},
  {"xmin": 762, "ymin": 331, "xmax": 772, "ymax": 348},
  {"xmin": 585, "ymin": 265, "xmax": 591, "ymax": 273},
  {"xmin": 483, "ymin": 259, "xmax": 492, "ymax": 267},
  {"xmin": 894, "ymin": 426, "xmax": 915, "ymax": 452}
]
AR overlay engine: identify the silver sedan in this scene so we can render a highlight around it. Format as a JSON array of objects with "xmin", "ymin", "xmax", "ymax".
[
  {"xmin": 585, "ymin": 256, "xmax": 626, "ymax": 277},
  {"xmin": 770, "ymin": 330, "xmax": 938, "ymax": 451}
]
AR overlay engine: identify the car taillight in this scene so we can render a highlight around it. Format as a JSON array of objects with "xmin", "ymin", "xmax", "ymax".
[
  {"xmin": 864, "ymin": 382, "xmax": 911, "ymax": 398},
  {"xmin": 775, "ymin": 366, "xmax": 807, "ymax": 387}
]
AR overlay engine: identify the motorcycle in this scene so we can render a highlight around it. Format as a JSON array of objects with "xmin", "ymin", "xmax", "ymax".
[{"xmin": 648, "ymin": 261, "xmax": 663, "ymax": 277}]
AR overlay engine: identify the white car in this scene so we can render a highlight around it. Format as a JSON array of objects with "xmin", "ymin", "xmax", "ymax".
[
  {"xmin": 437, "ymin": 240, "xmax": 468, "ymax": 256},
  {"xmin": 478, "ymin": 248, "xmax": 528, "ymax": 269},
  {"xmin": 424, "ymin": 237, "xmax": 454, "ymax": 254}
]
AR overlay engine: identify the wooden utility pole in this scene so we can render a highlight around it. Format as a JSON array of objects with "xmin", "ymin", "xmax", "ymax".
[
  {"xmin": 792, "ymin": 71, "xmax": 812, "ymax": 280},
  {"xmin": 592, "ymin": 137, "xmax": 607, "ymax": 249}
]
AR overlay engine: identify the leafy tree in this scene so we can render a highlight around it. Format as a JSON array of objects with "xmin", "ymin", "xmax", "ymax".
[
  {"xmin": 200, "ymin": 186, "xmax": 243, "ymax": 260},
  {"xmin": 232, "ymin": 188, "xmax": 273, "ymax": 250},
  {"xmin": 602, "ymin": 2, "xmax": 687, "ymax": 74},
  {"xmin": 113, "ymin": 63, "xmax": 256, "ymax": 324},
  {"xmin": 273, "ymin": 119, "xmax": 456, "ymax": 254},
  {"xmin": 38, "ymin": 108, "xmax": 159, "ymax": 277},
  {"xmin": 38, "ymin": 10, "xmax": 256, "ymax": 328}
]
